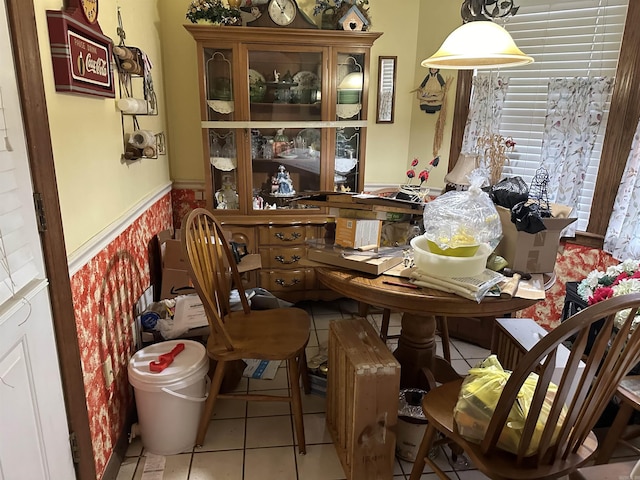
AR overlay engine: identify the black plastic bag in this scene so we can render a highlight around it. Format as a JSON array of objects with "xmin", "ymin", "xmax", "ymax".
[
  {"xmin": 511, "ymin": 201, "xmax": 547, "ymax": 234},
  {"xmin": 486, "ymin": 176, "xmax": 529, "ymax": 210}
]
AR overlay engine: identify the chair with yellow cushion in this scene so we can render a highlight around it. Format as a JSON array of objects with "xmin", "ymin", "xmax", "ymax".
[{"xmin": 409, "ymin": 293, "xmax": 640, "ymax": 480}]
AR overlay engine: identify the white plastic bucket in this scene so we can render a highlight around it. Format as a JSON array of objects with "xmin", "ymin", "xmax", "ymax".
[{"xmin": 128, "ymin": 340, "xmax": 209, "ymax": 455}]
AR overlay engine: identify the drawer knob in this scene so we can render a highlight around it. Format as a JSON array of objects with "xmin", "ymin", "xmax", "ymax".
[
  {"xmin": 275, "ymin": 255, "xmax": 301, "ymax": 264},
  {"xmin": 275, "ymin": 278, "xmax": 301, "ymax": 287},
  {"xmin": 275, "ymin": 232, "xmax": 302, "ymax": 242}
]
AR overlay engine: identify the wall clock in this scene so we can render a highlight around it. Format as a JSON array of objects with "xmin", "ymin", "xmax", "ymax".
[
  {"xmin": 268, "ymin": 0, "xmax": 296, "ymax": 26},
  {"xmin": 80, "ymin": 0, "xmax": 99, "ymax": 24},
  {"xmin": 247, "ymin": 0, "xmax": 317, "ymax": 29}
]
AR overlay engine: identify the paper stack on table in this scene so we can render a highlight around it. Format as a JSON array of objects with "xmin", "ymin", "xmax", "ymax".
[{"xmin": 410, "ymin": 269, "xmax": 504, "ymax": 303}]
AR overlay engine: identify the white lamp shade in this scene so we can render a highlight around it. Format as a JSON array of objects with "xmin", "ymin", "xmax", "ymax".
[
  {"xmin": 421, "ymin": 21, "xmax": 533, "ymax": 70},
  {"xmin": 338, "ymin": 72, "xmax": 363, "ymax": 90}
]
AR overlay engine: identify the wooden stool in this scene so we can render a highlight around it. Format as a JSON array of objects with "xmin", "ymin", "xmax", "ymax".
[{"xmin": 595, "ymin": 375, "xmax": 640, "ymax": 464}]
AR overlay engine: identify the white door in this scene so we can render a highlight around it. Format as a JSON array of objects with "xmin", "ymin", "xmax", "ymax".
[{"xmin": 0, "ymin": 1, "xmax": 76, "ymax": 478}]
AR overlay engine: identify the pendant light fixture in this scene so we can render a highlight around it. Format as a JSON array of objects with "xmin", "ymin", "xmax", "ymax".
[{"xmin": 421, "ymin": 0, "xmax": 533, "ymax": 70}]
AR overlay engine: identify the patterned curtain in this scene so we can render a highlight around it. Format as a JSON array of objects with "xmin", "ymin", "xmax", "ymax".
[
  {"xmin": 604, "ymin": 116, "xmax": 640, "ymax": 260},
  {"xmin": 461, "ymin": 74, "xmax": 509, "ymax": 154},
  {"xmin": 540, "ymin": 77, "xmax": 614, "ymax": 235}
]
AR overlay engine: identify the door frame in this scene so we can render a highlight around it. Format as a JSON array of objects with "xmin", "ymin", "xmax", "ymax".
[{"xmin": 6, "ymin": 1, "xmax": 95, "ymax": 479}]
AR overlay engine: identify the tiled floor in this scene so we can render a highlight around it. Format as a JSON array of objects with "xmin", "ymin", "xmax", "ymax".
[{"xmin": 116, "ymin": 299, "xmax": 639, "ymax": 480}]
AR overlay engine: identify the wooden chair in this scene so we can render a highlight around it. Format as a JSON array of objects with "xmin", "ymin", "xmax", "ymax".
[
  {"xmin": 181, "ymin": 208, "xmax": 311, "ymax": 453},
  {"xmin": 594, "ymin": 375, "xmax": 640, "ymax": 464},
  {"xmin": 409, "ymin": 293, "xmax": 640, "ymax": 480}
]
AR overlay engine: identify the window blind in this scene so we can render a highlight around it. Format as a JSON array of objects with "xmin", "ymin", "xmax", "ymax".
[
  {"xmin": 496, "ymin": 0, "xmax": 628, "ymax": 231},
  {"xmin": 0, "ymin": 88, "xmax": 39, "ymax": 306}
]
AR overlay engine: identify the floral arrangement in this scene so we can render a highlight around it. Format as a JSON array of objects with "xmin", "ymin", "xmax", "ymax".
[
  {"xmin": 476, "ymin": 133, "xmax": 516, "ymax": 185},
  {"xmin": 577, "ymin": 259, "xmax": 640, "ymax": 330},
  {"xmin": 405, "ymin": 156, "xmax": 440, "ymax": 187},
  {"xmin": 186, "ymin": 0, "xmax": 241, "ymax": 25}
]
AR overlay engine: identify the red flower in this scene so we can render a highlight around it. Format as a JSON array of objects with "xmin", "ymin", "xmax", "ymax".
[
  {"xmin": 406, "ymin": 169, "xmax": 416, "ymax": 179},
  {"xmin": 614, "ymin": 272, "xmax": 630, "ymax": 285},
  {"xmin": 588, "ymin": 286, "xmax": 614, "ymax": 305},
  {"xmin": 411, "ymin": 158, "xmax": 419, "ymax": 167},
  {"xmin": 505, "ymin": 139, "xmax": 516, "ymax": 148},
  {"xmin": 418, "ymin": 170, "xmax": 429, "ymax": 183}
]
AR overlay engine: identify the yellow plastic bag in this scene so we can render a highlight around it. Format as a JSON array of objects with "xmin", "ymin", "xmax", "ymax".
[{"xmin": 453, "ymin": 355, "xmax": 566, "ymax": 456}]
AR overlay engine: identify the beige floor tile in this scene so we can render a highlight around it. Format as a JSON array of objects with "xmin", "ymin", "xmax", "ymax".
[
  {"xmin": 398, "ymin": 446, "xmax": 456, "ymax": 475},
  {"xmin": 294, "ymin": 443, "xmax": 346, "ymax": 480},
  {"xmin": 451, "ymin": 340, "xmax": 491, "ymax": 360},
  {"xmin": 450, "ymin": 359, "xmax": 472, "ymax": 376},
  {"xmin": 198, "ymin": 418, "xmax": 246, "ymax": 452},
  {"xmin": 115, "ymin": 457, "xmax": 138, "ymax": 480},
  {"xmin": 300, "ymin": 413, "xmax": 333, "ymax": 444},
  {"xmin": 189, "ymin": 450, "xmax": 243, "ymax": 480},
  {"xmin": 314, "ymin": 314, "xmax": 343, "ymax": 330},
  {"xmin": 316, "ymin": 329, "xmax": 329, "ymax": 346},
  {"xmin": 456, "ymin": 469, "xmax": 491, "ymax": 479},
  {"xmin": 243, "ymin": 446, "xmax": 297, "ymax": 480},
  {"xmin": 245, "ymin": 416, "xmax": 293, "ymax": 448},
  {"xmin": 301, "ymin": 391, "xmax": 326, "ymax": 414},
  {"xmin": 125, "ymin": 437, "xmax": 144, "ymax": 457},
  {"xmin": 247, "ymin": 390, "xmax": 291, "ymax": 417},
  {"xmin": 211, "ymin": 398, "xmax": 247, "ymax": 420},
  {"xmin": 133, "ymin": 453, "xmax": 191, "ymax": 480}
]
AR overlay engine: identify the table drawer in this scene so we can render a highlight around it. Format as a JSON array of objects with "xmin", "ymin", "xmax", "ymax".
[
  {"xmin": 258, "ymin": 225, "xmax": 315, "ymax": 245},
  {"xmin": 259, "ymin": 269, "xmax": 315, "ymax": 292},
  {"xmin": 260, "ymin": 246, "xmax": 306, "ymax": 269}
]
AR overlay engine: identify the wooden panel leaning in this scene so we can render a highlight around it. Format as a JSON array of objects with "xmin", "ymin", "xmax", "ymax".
[{"xmin": 327, "ymin": 317, "xmax": 401, "ymax": 480}]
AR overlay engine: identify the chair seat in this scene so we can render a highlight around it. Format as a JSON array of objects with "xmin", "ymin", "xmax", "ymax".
[
  {"xmin": 208, "ymin": 307, "xmax": 310, "ymax": 361},
  {"xmin": 423, "ymin": 379, "xmax": 599, "ymax": 480}
]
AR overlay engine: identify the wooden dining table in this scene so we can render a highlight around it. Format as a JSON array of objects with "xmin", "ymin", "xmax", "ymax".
[{"xmin": 317, "ymin": 267, "xmax": 541, "ymax": 389}]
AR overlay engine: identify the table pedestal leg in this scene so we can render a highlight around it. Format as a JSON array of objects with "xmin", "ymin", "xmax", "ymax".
[{"xmin": 393, "ymin": 313, "xmax": 436, "ymax": 389}]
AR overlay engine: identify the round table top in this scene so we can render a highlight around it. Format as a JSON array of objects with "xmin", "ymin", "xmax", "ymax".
[{"xmin": 317, "ymin": 267, "xmax": 542, "ymax": 317}]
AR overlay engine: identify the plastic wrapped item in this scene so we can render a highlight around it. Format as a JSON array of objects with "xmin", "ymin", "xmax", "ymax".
[
  {"xmin": 398, "ymin": 389, "xmax": 428, "ymax": 420},
  {"xmin": 485, "ymin": 176, "xmax": 529, "ymax": 210},
  {"xmin": 453, "ymin": 355, "xmax": 566, "ymax": 457},
  {"xmin": 422, "ymin": 183, "xmax": 502, "ymax": 254}
]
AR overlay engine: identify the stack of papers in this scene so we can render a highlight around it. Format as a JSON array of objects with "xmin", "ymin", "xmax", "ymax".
[{"xmin": 410, "ymin": 269, "xmax": 505, "ymax": 303}]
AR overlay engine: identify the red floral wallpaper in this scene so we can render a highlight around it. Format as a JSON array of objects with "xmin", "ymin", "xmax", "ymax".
[
  {"xmin": 68, "ymin": 183, "xmax": 618, "ymax": 477},
  {"xmin": 516, "ymin": 241, "xmax": 618, "ymax": 330},
  {"xmin": 70, "ymin": 194, "xmax": 172, "ymax": 478},
  {"xmin": 171, "ymin": 187, "xmax": 205, "ymax": 230}
]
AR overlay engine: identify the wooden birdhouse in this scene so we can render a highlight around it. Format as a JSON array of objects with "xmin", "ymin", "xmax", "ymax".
[{"xmin": 339, "ymin": 5, "xmax": 369, "ymax": 32}]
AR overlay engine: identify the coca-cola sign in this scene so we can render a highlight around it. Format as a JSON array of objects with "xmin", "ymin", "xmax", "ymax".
[
  {"xmin": 68, "ymin": 30, "xmax": 110, "ymax": 88},
  {"xmin": 46, "ymin": 9, "xmax": 115, "ymax": 98}
]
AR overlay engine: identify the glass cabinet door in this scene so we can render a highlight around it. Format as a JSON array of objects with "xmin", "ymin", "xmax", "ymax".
[
  {"xmin": 247, "ymin": 49, "xmax": 323, "ymax": 211},
  {"xmin": 203, "ymin": 48, "xmax": 241, "ymax": 212},
  {"xmin": 334, "ymin": 52, "xmax": 366, "ymax": 193}
]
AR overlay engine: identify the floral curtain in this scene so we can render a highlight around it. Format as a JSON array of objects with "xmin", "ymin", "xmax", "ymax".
[
  {"xmin": 604, "ymin": 116, "xmax": 640, "ymax": 260},
  {"xmin": 540, "ymin": 77, "xmax": 614, "ymax": 236},
  {"xmin": 461, "ymin": 74, "xmax": 509, "ymax": 154}
]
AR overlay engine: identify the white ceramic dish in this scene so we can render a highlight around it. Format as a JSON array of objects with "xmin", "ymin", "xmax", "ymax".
[
  {"xmin": 411, "ymin": 235, "xmax": 492, "ymax": 278},
  {"xmin": 207, "ymin": 100, "xmax": 234, "ymax": 114}
]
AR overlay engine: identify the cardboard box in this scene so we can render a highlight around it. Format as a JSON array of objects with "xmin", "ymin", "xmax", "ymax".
[
  {"xmin": 160, "ymin": 268, "xmax": 196, "ymax": 300},
  {"xmin": 335, "ymin": 217, "xmax": 382, "ymax": 249},
  {"xmin": 495, "ymin": 205, "xmax": 577, "ymax": 273},
  {"xmin": 307, "ymin": 244, "xmax": 403, "ymax": 275},
  {"xmin": 492, "ymin": 317, "xmax": 585, "ymax": 402},
  {"xmin": 157, "ymin": 230, "xmax": 262, "ymax": 300}
]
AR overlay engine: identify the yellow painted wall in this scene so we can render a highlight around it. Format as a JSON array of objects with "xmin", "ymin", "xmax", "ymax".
[
  {"xmin": 35, "ymin": 0, "xmax": 170, "ymax": 254},
  {"xmin": 160, "ymin": 0, "xmax": 460, "ymax": 190},
  {"xmin": 406, "ymin": 1, "xmax": 462, "ymax": 190}
]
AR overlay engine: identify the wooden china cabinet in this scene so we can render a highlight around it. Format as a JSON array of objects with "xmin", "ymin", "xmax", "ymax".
[{"xmin": 185, "ymin": 25, "xmax": 381, "ymax": 302}]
